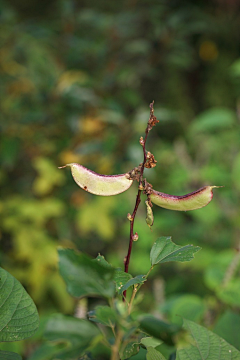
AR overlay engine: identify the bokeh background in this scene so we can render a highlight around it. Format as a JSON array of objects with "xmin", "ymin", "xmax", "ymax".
[{"xmin": 1, "ymin": 0, "xmax": 240, "ymax": 356}]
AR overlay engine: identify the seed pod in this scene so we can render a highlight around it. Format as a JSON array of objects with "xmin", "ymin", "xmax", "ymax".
[
  {"xmin": 59, "ymin": 163, "xmax": 133, "ymax": 196},
  {"xmin": 150, "ymin": 186, "xmax": 222, "ymax": 211},
  {"xmin": 145, "ymin": 200, "xmax": 154, "ymax": 228}
]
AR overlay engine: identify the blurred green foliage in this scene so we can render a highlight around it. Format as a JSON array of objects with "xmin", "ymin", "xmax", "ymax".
[{"xmin": 1, "ymin": 0, "xmax": 240, "ymax": 357}]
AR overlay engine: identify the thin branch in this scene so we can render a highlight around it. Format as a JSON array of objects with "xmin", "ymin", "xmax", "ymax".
[
  {"xmin": 128, "ymin": 285, "xmax": 138, "ymax": 315},
  {"xmin": 123, "ymin": 101, "xmax": 158, "ymax": 298}
]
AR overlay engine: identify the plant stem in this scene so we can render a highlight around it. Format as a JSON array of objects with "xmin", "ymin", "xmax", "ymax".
[
  {"xmin": 124, "ymin": 189, "xmax": 142, "ymax": 275},
  {"xmin": 128, "ymin": 285, "xmax": 138, "ymax": 314},
  {"xmin": 123, "ymin": 102, "xmax": 158, "ymax": 298},
  {"xmin": 127, "ymin": 266, "xmax": 154, "ymax": 310},
  {"xmin": 111, "ymin": 328, "xmax": 123, "ymax": 360}
]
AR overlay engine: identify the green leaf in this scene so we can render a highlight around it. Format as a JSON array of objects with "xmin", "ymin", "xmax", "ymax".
[
  {"xmin": 205, "ymin": 263, "xmax": 240, "ymax": 306},
  {"xmin": 58, "ymin": 249, "xmax": 115, "ymax": 298},
  {"xmin": 217, "ymin": 280, "xmax": 240, "ymax": 307},
  {"xmin": 88, "ymin": 305, "xmax": 118, "ymax": 327},
  {"xmin": 27, "ymin": 343, "xmax": 66, "ymax": 360},
  {"xmin": 0, "ymin": 267, "xmax": 39, "ymax": 342},
  {"xmin": 214, "ymin": 311, "xmax": 240, "ymax": 350},
  {"xmin": 190, "ymin": 108, "xmax": 236, "ymax": 133},
  {"xmin": 150, "ymin": 237, "xmax": 201, "ymax": 266},
  {"xmin": 176, "ymin": 318, "xmax": 240, "ymax": 360},
  {"xmin": 114, "ymin": 269, "xmax": 132, "ymax": 294},
  {"xmin": 0, "ymin": 351, "xmax": 21, "ymax": 360},
  {"xmin": 119, "ymin": 275, "xmax": 146, "ymax": 294},
  {"xmin": 230, "ymin": 58, "xmax": 240, "ymax": 77},
  {"xmin": 93, "ymin": 254, "xmax": 112, "ymax": 268},
  {"xmin": 146, "ymin": 347, "xmax": 167, "ymax": 360},
  {"xmin": 162, "ymin": 294, "xmax": 205, "ymax": 325},
  {"xmin": 44, "ymin": 314, "xmax": 101, "ymax": 359},
  {"xmin": 139, "ymin": 316, "xmax": 179, "ymax": 345},
  {"xmin": 122, "ymin": 342, "xmax": 140, "ymax": 360},
  {"xmin": 141, "ymin": 337, "xmax": 162, "ymax": 348}
]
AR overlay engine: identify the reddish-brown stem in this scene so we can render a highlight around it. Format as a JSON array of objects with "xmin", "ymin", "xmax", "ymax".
[
  {"xmin": 123, "ymin": 102, "xmax": 156, "ymax": 299},
  {"xmin": 124, "ymin": 189, "xmax": 142, "ymax": 274}
]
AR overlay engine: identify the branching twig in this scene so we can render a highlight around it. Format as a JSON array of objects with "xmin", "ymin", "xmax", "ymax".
[{"xmin": 123, "ymin": 102, "xmax": 159, "ymax": 299}]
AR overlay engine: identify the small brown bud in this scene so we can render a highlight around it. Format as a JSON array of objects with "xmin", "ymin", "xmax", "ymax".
[
  {"xmin": 139, "ymin": 137, "xmax": 144, "ymax": 146},
  {"xmin": 133, "ymin": 232, "xmax": 139, "ymax": 241},
  {"xmin": 127, "ymin": 213, "xmax": 133, "ymax": 221}
]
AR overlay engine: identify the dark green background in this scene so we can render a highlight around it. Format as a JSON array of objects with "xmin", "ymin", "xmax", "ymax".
[{"xmin": 1, "ymin": 0, "xmax": 240, "ymax": 356}]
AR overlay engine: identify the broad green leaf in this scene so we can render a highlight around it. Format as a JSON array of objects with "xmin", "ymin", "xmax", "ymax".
[
  {"xmin": 214, "ymin": 311, "xmax": 240, "ymax": 350},
  {"xmin": 139, "ymin": 316, "xmax": 179, "ymax": 345},
  {"xmin": 146, "ymin": 347, "xmax": 167, "ymax": 360},
  {"xmin": 122, "ymin": 342, "xmax": 140, "ymax": 360},
  {"xmin": 119, "ymin": 275, "xmax": 146, "ymax": 294},
  {"xmin": 114, "ymin": 269, "xmax": 132, "ymax": 294},
  {"xmin": 217, "ymin": 280, "xmax": 240, "ymax": 307},
  {"xmin": 204, "ymin": 266, "xmax": 224, "ymax": 290},
  {"xmin": 58, "ymin": 249, "xmax": 115, "ymax": 298},
  {"xmin": 150, "ymin": 237, "xmax": 201, "ymax": 266},
  {"xmin": 190, "ymin": 108, "xmax": 236, "ymax": 133},
  {"xmin": 205, "ymin": 264, "xmax": 240, "ymax": 306},
  {"xmin": 0, "ymin": 351, "xmax": 21, "ymax": 360},
  {"xmin": 176, "ymin": 318, "xmax": 240, "ymax": 360},
  {"xmin": 141, "ymin": 337, "xmax": 162, "ymax": 348},
  {"xmin": 230, "ymin": 58, "xmax": 240, "ymax": 77},
  {"xmin": 162, "ymin": 294, "xmax": 205, "ymax": 325},
  {"xmin": 88, "ymin": 305, "xmax": 118, "ymax": 327},
  {"xmin": 27, "ymin": 343, "xmax": 66, "ymax": 360},
  {"xmin": 0, "ymin": 267, "xmax": 39, "ymax": 342},
  {"xmin": 44, "ymin": 314, "xmax": 101, "ymax": 359}
]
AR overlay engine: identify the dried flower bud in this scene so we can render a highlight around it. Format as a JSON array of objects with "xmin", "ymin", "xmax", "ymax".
[
  {"xmin": 133, "ymin": 232, "xmax": 139, "ymax": 241},
  {"xmin": 127, "ymin": 213, "xmax": 133, "ymax": 221},
  {"xmin": 139, "ymin": 137, "xmax": 144, "ymax": 146},
  {"xmin": 144, "ymin": 152, "xmax": 157, "ymax": 169}
]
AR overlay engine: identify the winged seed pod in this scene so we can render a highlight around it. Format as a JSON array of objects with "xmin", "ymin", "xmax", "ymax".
[
  {"xmin": 150, "ymin": 186, "xmax": 222, "ymax": 211},
  {"xmin": 59, "ymin": 163, "xmax": 133, "ymax": 196}
]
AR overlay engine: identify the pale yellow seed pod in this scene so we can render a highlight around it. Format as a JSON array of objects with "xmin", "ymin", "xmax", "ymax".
[{"xmin": 59, "ymin": 163, "xmax": 133, "ymax": 196}]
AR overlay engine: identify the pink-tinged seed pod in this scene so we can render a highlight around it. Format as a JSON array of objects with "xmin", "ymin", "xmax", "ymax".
[
  {"xmin": 150, "ymin": 186, "xmax": 222, "ymax": 211},
  {"xmin": 59, "ymin": 163, "xmax": 133, "ymax": 196}
]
